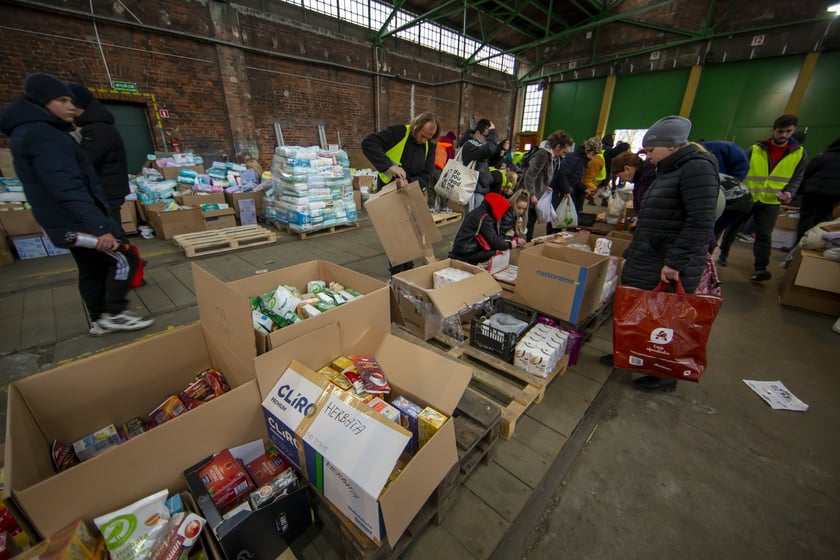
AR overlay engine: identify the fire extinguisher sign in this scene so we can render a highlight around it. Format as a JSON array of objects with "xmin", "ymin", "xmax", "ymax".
[{"xmin": 159, "ymin": 109, "xmax": 170, "ymax": 118}]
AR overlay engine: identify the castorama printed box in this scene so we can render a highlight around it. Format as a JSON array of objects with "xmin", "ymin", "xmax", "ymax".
[
  {"xmin": 257, "ymin": 323, "xmax": 471, "ymax": 546},
  {"xmin": 515, "ymin": 244, "xmax": 609, "ymax": 324}
]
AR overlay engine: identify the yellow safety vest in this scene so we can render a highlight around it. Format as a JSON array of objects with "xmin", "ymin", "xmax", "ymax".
[
  {"xmin": 743, "ymin": 145, "xmax": 804, "ymax": 205},
  {"xmin": 489, "ymin": 166, "xmax": 510, "ymax": 189},
  {"xmin": 594, "ymin": 152, "xmax": 607, "ymax": 183},
  {"xmin": 377, "ymin": 125, "xmax": 430, "ymax": 184}
]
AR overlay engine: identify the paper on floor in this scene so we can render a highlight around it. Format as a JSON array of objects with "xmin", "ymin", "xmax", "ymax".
[{"xmin": 743, "ymin": 380, "xmax": 809, "ymax": 412}]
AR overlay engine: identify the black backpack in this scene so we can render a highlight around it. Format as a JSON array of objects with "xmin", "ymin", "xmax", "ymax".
[{"xmin": 518, "ymin": 145, "xmax": 541, "ymax": 170}]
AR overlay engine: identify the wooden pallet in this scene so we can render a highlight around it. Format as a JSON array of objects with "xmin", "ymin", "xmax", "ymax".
[
  {"xmin": 431, "ymin": 211, "xmax": 462, "ymax": 227},
  {"xmin": 275, "ymin": 221, "xmax": 360, "ymax": 240},
  {"xmin": 315, "ymin": 462, "xmax": 461, "ymax": 560},
  {"xmin": 172, "ymin": 225, "xmax": 277, "ymax": 257},
  {"xmin": 453, "ymin": 389, "xmax": 501, "ymax": 482},
  {"xmin": 392, "ymin": 325, "xmax": 568, "ymax": 440},
  {"xmin": 555, "ymin": 301, "xmax": 613, "ymax": 343}
]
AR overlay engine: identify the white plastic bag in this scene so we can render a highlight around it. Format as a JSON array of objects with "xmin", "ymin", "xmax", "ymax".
[
  {"xmin": 552, "ymin": 194, "xmax": 578, "ymax": 229},
  {"xmin": 434, "ymin": 148, "xmax": 478, "ymax": 205},
  {"xmin": 605, "ymin": 193, "xmax": 625, "ymax": 225},
  {"xmin": 536, "ymin": 190, "xmax": 556, "ymax": 223}
]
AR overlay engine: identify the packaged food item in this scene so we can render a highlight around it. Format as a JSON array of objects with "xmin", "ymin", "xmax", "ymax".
[
  {"xmin": 198, "ymin": 368, "xmax": 230, "ymax": 396},
  {"xmin": 349, "ymin": 355, "xmax": 391, "ymax": 394},
  {"xmin": 245, "ymin": 450, "xmax": 293, "ymax": 486},
  {"xmin": 94, "ymin": 490, "xmax": 170, "ymax": 560},
  {"xmin": 317, "ymin": 366, "xmax": 352, "ymax": 391},
  {"xmin": 148, "ymin": 512, "xmax": 206, "ymax": 560},
  {"xmin": 390, "ymin": 396, "xmax": 423, "ymax": 454},
  {"xmin": 418, "ymin": 407, "xmax": 448, "ymax": 449},
  {"xmin": 332, "ymin": 357, "xmax": 366, "ymax": 395},
  {"xmin": 248, "ymin": 469, "xmax": 298, "ymax": 510},
  {"xmin": 366, "ymin": 397, "xmax": 401, "ymax": 424},
  {"xmin": 121, "ymin": 417, "xmax": 146, "ymax": 441},
  {"xmin": 252, "ymin": 309, "xmax": 273, "ymax": 334},
  {"xmin": 307, "ymin": 280, "xmax": 326, "ymax": 294},
  {"xmin": 72, "ymin": 425, "xmax": 122, "ymax": 462},
  {"xmin": 149, "ymin": 395, "xmax": 188, "ymax": 426},
  {"xmin": 197, "ymin": 450, "xmax": 254, "ymax": 514},
  {"xmin": 51, "ymin": 440, "xmax": 80, "ymax": 472}
]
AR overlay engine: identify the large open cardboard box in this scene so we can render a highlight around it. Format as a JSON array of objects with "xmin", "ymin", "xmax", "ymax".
[
  {"xmin": 779, "ymin": 248, "xmax": 840, "ymax": 315},
  {"xmin": 515, "ymin": 244, "xmax": 609, "ymax": 325},
  {"xmin": 3, "ymin": 317, "xmax": 267, "ymax": 539},
  {"xmin": 0, "ymin": 205, "xmax": 41, "ymax": 236},
  {"xmin": 225, "ymin": 192, "xmax": 266, "ymax": 223},
  {"xmin": 256, "ymin": 323, "xmax": 471, "ymax": 545},
  {"xmin": 364, "ymin": 182, "xmax": 441, "ymax": 266},
  {"xmin": 146, "ymin": 207, "xmax": 205, "ymax": 239},
  {"xmin": 192, "ymin": 261, "xmax": 390, "ymax": 355},
  {"xmin": 391, "ymin": 259, "xmax": 502, "ymax": 340}
]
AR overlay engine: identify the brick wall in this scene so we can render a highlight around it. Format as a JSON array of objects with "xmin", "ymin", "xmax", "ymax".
[{"xmin": 0, "ymin": 0, "xmax": 515, "ymax": 170}]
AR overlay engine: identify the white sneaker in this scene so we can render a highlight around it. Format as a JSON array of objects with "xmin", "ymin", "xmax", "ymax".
[
  {"xmin": 98, "ymin": 311, "xmax": 154, "ymax": 331},
  {"xmin": 89, "ymin": 321, "xmax": 112, "ymax": 336}
]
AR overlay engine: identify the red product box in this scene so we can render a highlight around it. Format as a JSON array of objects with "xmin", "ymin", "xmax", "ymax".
[
  {"xmin": 198, "ymin": 449, "xmax": 255, "ymax": 513},
  {"xmin": 245, "ymin": 450, "xmax": 293, "ymax": 487}
]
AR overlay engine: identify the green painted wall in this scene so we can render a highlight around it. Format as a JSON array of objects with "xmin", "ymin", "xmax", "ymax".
[
  {"xmin": 797, "ymin": 51, "xmax": 840, "ymax": 154},
  {"xmin": 543, "ymin": 78, "xmax": 603, "ymax": 145},
  {"xmin": 606, "ymin": 70, "xmax": 688, "ymax": 132},
  {"xmin": 690, "ymin": 56, "xmax": 804, "ymax": 148}
]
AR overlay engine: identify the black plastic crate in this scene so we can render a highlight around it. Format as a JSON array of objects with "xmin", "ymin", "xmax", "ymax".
[{"xmin": 469, "ymin": 299, "xmax": 538, "ymax": 362}]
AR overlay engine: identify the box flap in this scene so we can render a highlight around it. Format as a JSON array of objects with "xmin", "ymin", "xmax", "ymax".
[
  {"xmin": 795, "ymin": 250, "xmax": 840, "ymax": 294},
  {"xmin": 379, "ymin": 419, "xmax": 457, "ymax": 545},
  {"xmin": 365, "ymin": 182, "xmax": 441, "ymax": 264},
  {"xmin": 427, "ymin": 269, "xmax": 502, "ymax": 319},
  {"xmin": 193, "ymin": 264, "xmax": 258, "ymax": 378}
]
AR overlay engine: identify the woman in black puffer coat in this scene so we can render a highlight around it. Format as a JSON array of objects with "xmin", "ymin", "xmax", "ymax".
[
  {"xmin": 795, "ymin": 137, "xmax": 840, "ymax": 243},
  {"xmin": 623, "ymin": 138, "xmax": 719, "ymax": 293}
]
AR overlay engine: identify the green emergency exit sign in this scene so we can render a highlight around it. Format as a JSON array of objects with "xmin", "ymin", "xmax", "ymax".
[{"xmin": 112, "ymin": 81, "xmax": 139, "ymax": 93}]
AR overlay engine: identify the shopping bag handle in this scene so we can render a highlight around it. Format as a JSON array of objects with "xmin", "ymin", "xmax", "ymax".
[{"xmin": 653, "ymin": 278, "xmax": 686, "ymax": 294}]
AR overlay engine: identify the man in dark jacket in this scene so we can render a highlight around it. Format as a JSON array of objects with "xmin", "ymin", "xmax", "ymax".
[
  {"xmin": 67, "ymin": 84, "xmax": 130, "ymax": 226},
  {"xmin": 362, "ymin": 111, "xmax": 439, "ymax": 274},
  {"xmin": 459, "ymin": 119, "xmax": 499, "ymax": 212},
  {"xmin": 621, "ymin": 115, "xmax": 719, "ymax": 392},
  {"xmin": 0, "ymin": 73, "xmax": 152, "ymax": 335}
]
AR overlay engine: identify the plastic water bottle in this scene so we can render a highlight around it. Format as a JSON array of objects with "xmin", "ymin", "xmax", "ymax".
[{"xmin": 64, "ymin": 232, "xmax": 99, "ymax": 249}]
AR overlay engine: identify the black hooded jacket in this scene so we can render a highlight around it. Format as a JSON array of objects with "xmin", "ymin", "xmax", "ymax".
[
  {"xmin": 74, "ymin": 99, "xmax": 130, "ymax": 203},
  {"xmin": 622, "ymin": 144, "xmax": 719, "ymax": 292},
  {"xmin": 800, "ymin": 142, "xmax": 840, "ymax": 199},
  {"xmin": 0, "ymin": 97, "xmax": 121, "ymax": 247}
]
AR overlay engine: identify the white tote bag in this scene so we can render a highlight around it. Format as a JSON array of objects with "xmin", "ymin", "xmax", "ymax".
[
  {"xmin": 434, "ymin": 148, "xmax": 478, "ymax": 205},
  {"xmin": 535, "ymin": 190, "xmax": 556, "ymax": 223},
  {"xmin": 552, "ymin": 194, "xmax": 578, "ymax": 229}
]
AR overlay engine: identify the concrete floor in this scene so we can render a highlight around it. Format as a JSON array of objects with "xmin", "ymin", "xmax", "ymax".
[{"xmin": 1, "ymin": 211, "xmax": 838, "ymax": 559}]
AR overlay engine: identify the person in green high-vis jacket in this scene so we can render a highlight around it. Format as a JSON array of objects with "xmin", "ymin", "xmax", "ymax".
[{"xmin": 362, "ymin": 112, "xmax": 439, "ymax": 275}]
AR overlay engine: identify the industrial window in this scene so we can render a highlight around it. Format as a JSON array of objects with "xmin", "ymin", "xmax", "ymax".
[
  {"xmin": 276, "ymin": 0, "xmax": 514, "ymax": 75},
  {"xmin": 521, "ymin": 83, "xmax": 543, "ymax": 132}
]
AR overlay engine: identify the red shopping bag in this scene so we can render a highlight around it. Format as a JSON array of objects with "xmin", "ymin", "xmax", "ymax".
[
  {"xmin": 613, "ymin": 279, "xmax": 722, "ymax": 382},
  {"xmin": 129, "ymin": 244, "xmax": 145, "ymax": 288}
]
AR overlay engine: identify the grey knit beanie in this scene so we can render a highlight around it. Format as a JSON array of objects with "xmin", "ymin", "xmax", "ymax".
[{"xmin": 643, "ymin": 116, "xmax": 692, "ymax": 147}]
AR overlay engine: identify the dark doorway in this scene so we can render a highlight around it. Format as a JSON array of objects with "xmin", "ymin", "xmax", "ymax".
[{"xmin": 102, "ymin": 102, "xmax": 155, "ymax": 174}]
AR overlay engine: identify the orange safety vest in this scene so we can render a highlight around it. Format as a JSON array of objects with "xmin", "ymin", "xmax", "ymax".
[{"xmin": 435, "ymin": 139, "xmax": 453, "ymax": 170}]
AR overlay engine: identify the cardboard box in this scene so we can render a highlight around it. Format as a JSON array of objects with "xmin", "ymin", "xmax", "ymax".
[
  {"xmin": 0, "ymin": 148, "xmax": 13, "ymax": 177},
  {"xmin": 352, "ymin": 175, "xmax": 375, "ymax": 191},
  {"xmin": 225, "ymin": 192, "xmax": 265, "ymax": 224},
  {"xmin": 779, "ymin": 249, "xmax": 840, "ymax": 315},
  {"xmin": 515, "ymin": 244, "xmax": 609, "ymax": 325},
  {"xmin": 256, "ymin": 323, "xmax": 471, "ymax": 545},
  {"xmin": 0, "ymin": 234, "xmax": 13, "ymax": 267},
  {"xmin": 119, "ymin": 200, "xmax": 137, "ymax": 234},
  {"xmin": 2, "ymin": 313, "xmax": 267, "ymax": 538},
  {"xmin": 192, "ymin": 261, "xmax": 390, "ymax": 355},
  {"xmin": 391, "ymin": 259, "xmax": 502, "ymax": 340},
  {"xmin": 156, "ymin": 165, "xmax": 205, "ymax": 182},
  {"xmin": 353, "ymin": 190, "xmax": 362, "ymax": 213},
  {"xmin": 183, "ymin": 441, "xmax": 312, "ymax": 560},
  {"xmin": 146, "ymin": 207, "xmax": 205, "ymax": 240},
  {"xmin": 40, "ymin": 235, "xmax": 70, "ymax": 257},
  {"xmin": 771, "ymin": 227, "xmax": 797, "ymax": 250},
  {"xmin": 10, "ymin": 235, "xmax": 47, "ymax": 260},
  {"xmin": 0, "ymin": 206, "xmax": 41, "ymax": 236},
  {"xmin": 365, "ymin": 182, "xmax": 442, "ymax": 266},
  {"xmin": 775, "ymin": 212, "xmax": 799, "ymax": 231},
  {"xmin": 173, "ymin": 192, "xmax": 226, "ymax": 208},
  {"xmin": 202, "ymin": 208, "xmax": 237, "ymax": 231}
]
